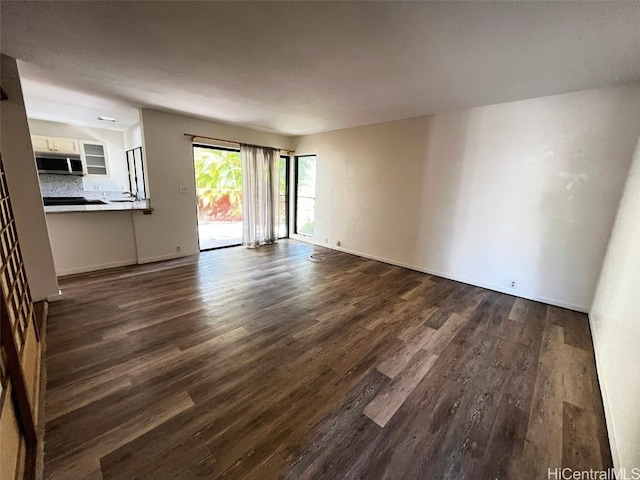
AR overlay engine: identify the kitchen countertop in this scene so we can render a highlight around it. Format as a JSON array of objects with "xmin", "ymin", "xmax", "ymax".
[{"xmin": 44, "ymin": 200, "xmax": 152, "ymax": 214}]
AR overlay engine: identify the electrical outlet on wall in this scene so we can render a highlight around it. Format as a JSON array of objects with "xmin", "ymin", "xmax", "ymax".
[
  {"xmin": 176, "ymin": 245, "xmax": 182, "ymax": 253},
  {"xmin": 178, "ymin": 185, "xmax": 188, "ymax": 194},
  {"xmin": 510, "ymin": 280, "xmax": 517, "ymax": 288}
]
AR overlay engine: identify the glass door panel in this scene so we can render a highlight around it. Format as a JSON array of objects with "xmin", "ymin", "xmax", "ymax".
[{"xmin": 193, "ymin": 145, "xmax": 243, "ymax": 250}]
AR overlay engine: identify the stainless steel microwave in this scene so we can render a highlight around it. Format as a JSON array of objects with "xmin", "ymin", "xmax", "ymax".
[{"xmin": 36, "ymin": 152, "xmax": 84, "ymax": 176}]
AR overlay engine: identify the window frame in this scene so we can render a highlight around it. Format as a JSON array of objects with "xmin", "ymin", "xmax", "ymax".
[
  {"xmin": 294, "ymin": 154, "xmax": 317, "ymax": 237},
  {"xmin": 125, "ymin": 146, "xmax": 147, "ymax": 200},
  {"xmin": 279, "ymin": 155, "xmax": 290, "ymax": 239}
]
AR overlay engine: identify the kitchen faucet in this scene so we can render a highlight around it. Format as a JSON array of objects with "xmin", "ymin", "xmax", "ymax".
[{"xmin": 121, "ymin": 190, "xmax": 138, "ymax": 200}]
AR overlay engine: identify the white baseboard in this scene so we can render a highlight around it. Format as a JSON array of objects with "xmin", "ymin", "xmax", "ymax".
[
  {"xmin": 54, "ymin": 252, "xmax": 196, "ymax": 276},
  {"xmin": 587, "ymin": 318, "xmax": 620, "ymax": 468},
  {"xmin": 137, "ymin": 251, "xmax": 196, "ymax": 264},
  {"xmin": 290, "ymin": 236, "xmax": 588, "ymax": 313},
  {"xmin": 56, "ymin": 259, "xmax": 137, "ymax": 277},
  {"xmin": 46, "ymin": 290, "xmax": 64, "ymax": 302}
]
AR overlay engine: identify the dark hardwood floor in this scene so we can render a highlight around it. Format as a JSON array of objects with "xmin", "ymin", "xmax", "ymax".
[{"xmin": 43, "ymin": 240, "xmax": 611, "ymax": 479}]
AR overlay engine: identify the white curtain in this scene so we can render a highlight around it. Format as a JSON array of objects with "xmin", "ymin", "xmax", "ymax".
[{"xmin": 241, "ymin": 144, "xmax": 280, "ymax": 247}]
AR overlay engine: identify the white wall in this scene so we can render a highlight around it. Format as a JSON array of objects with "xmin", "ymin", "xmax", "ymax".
[
  {"xmin": 0, "ymin": 55, "xmax": 59, "ymax": 301},
  {"xmin": 137, "ymin": 109, "xmax": 293, "ymax": 263},
  {"xmin": 590, "ymin": 136, "xmax": 640, "ymax": 469},
  {"xmin": 46, "ymin": 212, "xmax": 138, "ymax": 276},
  {"xmin": 124, "ymin": 123, "xmax": 142, "ymax": 150},
  {"xmin": 293, "ymin": 85, "xmax": 640, "ymax": 311},
  {"xmin": 28, "ymin": 118, "xmax": 130, "ymax": 193}
]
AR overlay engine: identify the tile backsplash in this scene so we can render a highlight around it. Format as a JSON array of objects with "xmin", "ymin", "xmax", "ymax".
[
  {"xmin": 39, "ymin": 174, "xmax": 130, "ymax": 200},
  {"xmin": 39, "ymin": 174, "xmax": 83, "ymax": 196}
]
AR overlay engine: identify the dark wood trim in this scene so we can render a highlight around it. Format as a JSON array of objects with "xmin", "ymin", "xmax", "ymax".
[
  {"xmin": 34, "ymin": 301, "xmax": 49, "ymax": 480},
  {"xmin": 0, "ymin": 153, "xmax": 39, "ymax": 480},
  {"xmin": 1, "ymin": 294, "xmax": 37, "ymax": 478},
  {"xmin": 185, "ymin": 133, "xmax": 295, "ymax": 154},
  {"xmin": 193, "ymin": 143, "xmax": 240, "ymax": 153}
]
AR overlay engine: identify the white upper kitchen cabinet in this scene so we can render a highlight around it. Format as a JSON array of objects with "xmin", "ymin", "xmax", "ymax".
[
  {"xmin": 31, "ymin": 135, "xmax": 51, "ymax": 152},
  {"xmin": 54, "ymin": 137, "xmax": 81, "ymax": 154},
  {"xmin": 80, "ymin": 140, "xmax": 109, "ymax": 176},
  {"xmin": 31, "ymin": 135, "xmax": 80, "ymax": 154}
]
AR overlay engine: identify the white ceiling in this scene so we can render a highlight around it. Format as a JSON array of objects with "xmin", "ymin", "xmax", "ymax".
[
  {"xmin": 2, "ymin": 1, "xmax": 639, "ymax": 135},
  {"xmin": 18, "ymin": 62, "xmax": 142, "ymax": 131}
]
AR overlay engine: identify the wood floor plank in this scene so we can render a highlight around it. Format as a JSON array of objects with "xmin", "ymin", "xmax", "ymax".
[
  {"xmin": 508, "ymin": 297, "xmax": 530, "ymax": 322},
  {"xmin": 42, "ymin": 240, "xmax": 612, "ymax": 479},
  {"xmin": 480, "ymin": 400, "xmax": 529, "ymax": 479},
  {"xmin": 560, "ymin": 343, "xmax": 594, "ymax": 411},
  {"xmin": 396, "ymin": 305, "xmax": 439, "ymax": 341},
  {"xmin": 377, "ymin": 325, "xmax": 437, "ymax": 379},
  {"xmin": 45, "ymin": 375, "xmax": 132, "ymax": 422},
  {"xmin": 520, "ymin": 322, "xmax": 565, "ymax": 477},
  {"xmin": 547, "ymin": 306, "xmax": 593, "ymax": 352},
  {"xmin": 285, "ymin": 369, "xmax": 387, "ymax": 479},
  {"xmin": 99, "ymin": 370, "xmax": 291, "ymax": 479},
  {"xmin": 46, "ymin": 392, "xmax": 194, "ymax": 479},
  {"xmin": 361, "ymin": 376, "xmax": 466, "ymax": 479},
  {"xmin": 562, "ymin": 402, "xmax": 603, "ymax": 471},
  {"xmin": 364, "ymin": 349, "xmax": 439, "ymax": 427}
]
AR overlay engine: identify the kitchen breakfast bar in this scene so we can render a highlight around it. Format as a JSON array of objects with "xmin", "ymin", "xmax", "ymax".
[{"xmin": 44, "ymin": 200, "xmax": 152, "ymax": 277}]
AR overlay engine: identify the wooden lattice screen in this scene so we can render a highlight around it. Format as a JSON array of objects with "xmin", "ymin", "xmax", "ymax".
[{"xmin": 0, "ymin": 152, "xmax": 40, "ymax": 480}]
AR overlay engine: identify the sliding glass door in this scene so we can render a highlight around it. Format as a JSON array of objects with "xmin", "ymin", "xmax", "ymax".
[
  {"xmin": 295, "ymin": 155, "xmax": 316, "ymax": 236},
  {"xmin": 193, "ymin": 146, "xmax": 290, "ymax": 250},
  {"xmin": 193, "ymin": 145, "xmax": 243, "ymax": 250}
]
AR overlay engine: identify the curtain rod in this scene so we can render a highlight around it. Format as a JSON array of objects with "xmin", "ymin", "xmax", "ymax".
[{"xmin": 184, "ymin": 133, "xmax": 295, "ymax": 154}]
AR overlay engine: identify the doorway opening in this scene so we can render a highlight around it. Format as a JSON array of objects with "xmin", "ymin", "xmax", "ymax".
[{"xmin": 193, "ymin": 145, "xmax": 243, "ymax": 250}]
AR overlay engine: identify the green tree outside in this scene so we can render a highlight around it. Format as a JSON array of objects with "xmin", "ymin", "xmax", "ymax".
[{"xmin": 193, "ymin": 147, "xmax": 243, "ymax": 221}]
